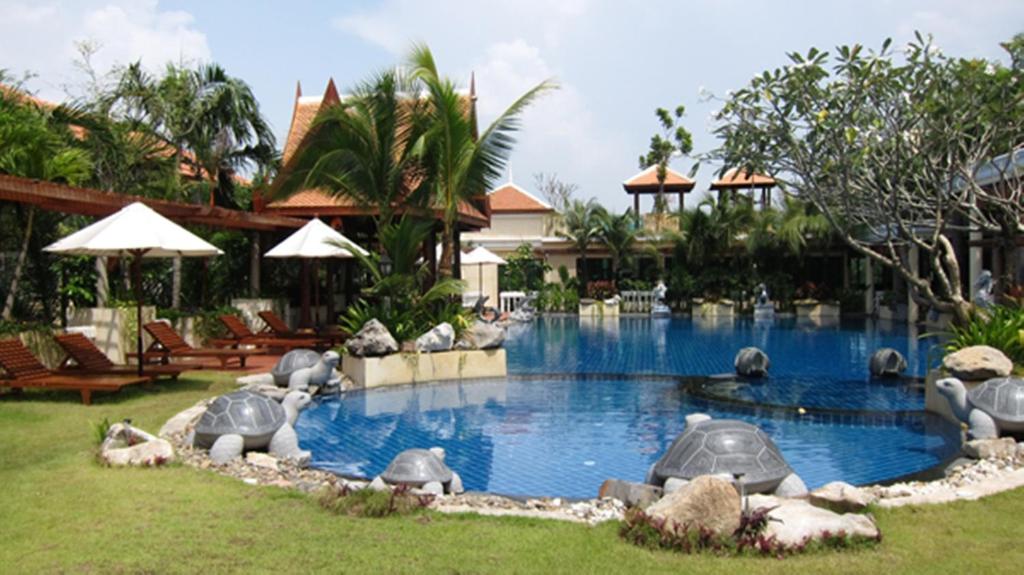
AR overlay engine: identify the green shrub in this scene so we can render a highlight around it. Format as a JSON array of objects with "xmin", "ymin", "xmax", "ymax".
[
  {"xmin": 91, "ymin": 417, "xmax": 112, "ymax": 446},
  {"xmin": 317, "ymin": 484, "xmax": 432, "ymax": 518},
  {"xmin": 944, "ymin": 305, "xmax": 1024, "ymax": 365}
]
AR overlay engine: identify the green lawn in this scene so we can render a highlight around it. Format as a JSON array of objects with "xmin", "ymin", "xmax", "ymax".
[{"xmin": 2, "ymin": 373, "xmax": 1023, "ymax": 574}]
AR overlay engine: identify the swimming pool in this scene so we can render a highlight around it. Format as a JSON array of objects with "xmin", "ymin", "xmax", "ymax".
[{"xmin": 296, "ymin": 317, "xmax": 960, "ymax": 498}]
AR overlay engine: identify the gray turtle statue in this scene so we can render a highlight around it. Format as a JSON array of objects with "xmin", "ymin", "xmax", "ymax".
[
  {"xmin": 287, "ymin": 350, "xmax": 341, "ymax": 391},
  {"xmin": 378, "ymin": 447, "xmax": 464, "ymax": 495},
  {"xmin": 935, "ymin": 376, "xmax": 1024, "ymax": 439},
  {"xmin": 869, "ymin": 348, "xmax": 907, "ymax": 378},
  {"xmin": 271, "ymin": 349, "xmax": 322, "ymax": 387},
  {"xmin": 647, "ymin": 413, "xmax": 807, "ymax": 496},
  {"xmin": 192, "ymin": 389, "xmax": 312, "ymax": 465},
  {"xmin": 735, "ymin": 347, "xmax": 770, "ymax": 378}
]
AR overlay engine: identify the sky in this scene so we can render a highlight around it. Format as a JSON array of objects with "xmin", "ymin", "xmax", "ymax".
[{"xmin": 1, "ymin": 0, "xmax": 1021, "ymax": 210}]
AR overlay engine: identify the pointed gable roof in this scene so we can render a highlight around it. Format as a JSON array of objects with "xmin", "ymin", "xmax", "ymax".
[
  {"xmin": 622, "ymin": 165, "xmax": 695, "ymax": 193},
  {"xmin": 488, "ymin": 182, "xmax": 552, "ymax": 214},
  {"xmin": 281, "ymin": 79, "xmax": 342, "ymax": 165},
  {"xmin": 710, "ymin": 168, "xmax": 776, "ymax": 190}
]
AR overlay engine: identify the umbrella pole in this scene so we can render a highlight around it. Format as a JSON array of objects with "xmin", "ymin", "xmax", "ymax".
[
  {"xmin": 132, "ymin": 251, "xmax": 144, "ymax": 377},
  {"xmin": 478, "ymin": 263, "xmax": 483, "ymax": 303}
]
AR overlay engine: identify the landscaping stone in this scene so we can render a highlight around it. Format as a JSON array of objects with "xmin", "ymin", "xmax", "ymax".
[
  {"xmin": 747, "ymin": 494, "xmax": 879, "ymax": 545},
  {"xmin": 663, "ymin": 477, "xmax": 689, "ymax": 494},
  {"xmin": 963, "ymin": 437, "xmax": 1018, "ymax": 460},
  {"xmin": 415, "ymin": 322, "xmax": 455, "ymax": 352},
  {"xmin": 461, "ymin": 321, "xmax": 505, "ymax": 350},
  {"xmin": 449, "ymin": 473, "xmax": 465, "ymax": 494},
  {"xmin": 236, "ymin": 372, "xmax": 275, "ymax": 387},
  {"xmin": 773, "ymin": 473, "xmax": 809, "ymax": 497},
  {"xmin": 809, "ymin": 481, "xmax": 876, "ymax": 513},
  {"xmin": 345, "ymin": 319, "xmax": 399, "ymax": 357},
  {"xmin": 369, "ymin": 476, "xmax": 390, "ymax": 492},
  {"xmin": 942, "ymin": 345, "xmax": 1013, "ymax": 380},
  {"xmin": 246, "ymin": 452, "xmax": 279, "ymax": 471},
  {"xmin": 158, "ymin": 401, "xmax": 210, "ymax": 439},
  {"xmin": 102, "ymin": 436, "xmax": 176, "ymax": 467},
  {"xmin": 645, "ymin": 475, "xmax": 741, "ymax": 536},
  {"xmin": 598, "ymin": 479, "xmax": 663, "ymax": 508}
]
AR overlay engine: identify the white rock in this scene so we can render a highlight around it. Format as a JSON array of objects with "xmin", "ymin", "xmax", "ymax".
[
  {"xmin": 415, "ymin": 322, "xmax": 455, "ymax": 352},
  {"xmin": 663, "ymin": 477, "xmax": 690, "ymax": 494},
  {"xmin": 242, "ymin": 478, "xmax": 258, "ymax": 486},
  {"xmin": 942, "ymin": 345, "xmax": 1013, "ymax": 380},
  {"xmin": 747, "ymin": 494, "xmax": 879, "ymax": 545},
  {"xmin": 774, "ymin": 473, "xmax": 809, "ymax": 497},
  {"xmin": 236, "ymin": 373, "xmax": 275, "ymax": 387},
  {"xmin": 159, "ymin": 403, "xmax": 208, "ymax": 439},
  {"xmin": 963, "ymin": 437, "xmax": 1017, "ymax": 460},
  {"xmin": 369, "ymin": 476, "xmax": 390, "ymax": 492},
  {"xmin": 101, "ymin": 437, "xmax": 176, "ymax": 467},
  {"xmin": 809, "ymin": 481, "xmax": 876, "ymax": 512},
  {"xmin": 246, "ymin": 452, "xmax": 279, "ymax": 470},
  {"xmin": 646, "ymin": 475, "xmax": 741, "ymax": 536},
  {"xmin": 422, "ymin": 481, "xmax": 445, "ymax": 496}
]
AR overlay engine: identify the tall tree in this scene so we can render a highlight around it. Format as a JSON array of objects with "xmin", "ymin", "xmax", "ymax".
[
  {"xmin": 596, "ymin": 209, "xmax": 639, "ymax": 281},
  {"xmin": 559, "ymin": 199, "xmax": 605, "ymax": 294},
  {"xmin": 409, "ymin": 44, "xmax": 556, "ymax": 277},
  {"xmin": 713, "ymin": 34, "xmax": 1024, "ymax": 323},
  {"xmin": 639, "ymin": 105, "xmax": 694, "ymax": 222},
  {"xmin": 0, "ymin": 79, "xmax": 92, "ymax": 319}
]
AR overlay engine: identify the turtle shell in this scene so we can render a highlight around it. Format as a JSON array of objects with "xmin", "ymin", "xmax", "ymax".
[
  {"xmin": 968, "ymin": 377, "xmax": 1024, "ymax": 424},
  {"xmin": 380, "ymin": 449, "xmax": 453, "ymax": 486},
  {"xmin": 651, "ymin": 419, "xmax": 792, "ymax": 493},
  {"xmin": 193, "ymin": 390, "xmax": 286, "ymax": 450},
  {"xmin": 271, "ymin": 349, "xmax": 321, "ymax": 387}
]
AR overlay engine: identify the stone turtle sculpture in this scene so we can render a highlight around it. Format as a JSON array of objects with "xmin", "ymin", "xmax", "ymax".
[
  {"xmin": 271, "ymin": 349, "xmax": 321, "ymax": 387},
  {"xmin": 192, "ymin": 390, "xmax": 312, "ymax": 465},
  {"xmin": 287, "ymin": 350, "xmax": 340, "ymax": 391},
  {"xmin": 648, "ymin": 414, "xmax": 807, "ymax": 496},
  {"xmin": 869, "ymin": 348, "xmax": 907, "ymax": 378},
  {"xmin": 735, "ymin": 347, "xmax": 770, "ymax": 378},
  {"xmin": 379, "ymin": 447, "xmax": 464, "ymax": 494},
  {"xmin": 935, "ymin": 376, "xmax": 1024, "ymax": 439}
]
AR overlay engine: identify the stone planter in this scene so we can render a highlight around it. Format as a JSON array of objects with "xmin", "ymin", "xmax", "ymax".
[
  {"xmin": 794, "ymin": 301, "xmax": 840, "ymax": 320},
  {"xmin": 342, "ymin": 349, "xmax": 507, "ymax": 388},
  {"xmin": 68, "ymin": 306, "xmax": 157, "ymax": 365},
  {"xmin": 693, "ymin": 299, "xmax": 735, "ymax": 318},
  {"xmin": 578, "ymin": 299, "xmax": 620, "ymax": 318}
]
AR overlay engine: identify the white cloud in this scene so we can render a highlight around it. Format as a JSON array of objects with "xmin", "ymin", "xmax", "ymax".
[{"xmin": 0, "ymin": 0, "xmax": 210, "ymax": 100}]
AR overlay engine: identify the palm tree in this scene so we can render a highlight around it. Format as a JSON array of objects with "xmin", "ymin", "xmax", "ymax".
[
  {"xmin": 408, "ymin": 44, "xmax": 556, "ymax": 277},
  {"xmin": 272, "ymin": 69, "xmax": 430, "ymax": 228},
  {"xmin": 0, "ymin": 82, "xmax": 92, "ymax": 319},
  {"xmin": 596, "ymin": 209, "xmax": 640, "ymax": 281},
  {"xmin": 679, "ymin": 194, "xmax": 754, "ymax": 265},
  {"xmin": 104, "ymin": 62, "xmax": 276, "ymax": 208},
  {"xmin": 559, "ymin": 199, "xmax": 604, "ymax": 293}
]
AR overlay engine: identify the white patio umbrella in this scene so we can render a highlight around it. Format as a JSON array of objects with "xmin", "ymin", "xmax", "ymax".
[
  {"xmin": 264, "ymin": 218, "xmax": 367, "ymax": 326},
  {"xmin": 44, "ymin": 202, "xmax": 223, "ymax": 374},
  {"xmin": 462, "ymin": 246, "xmax": 507, "ymax": 302}
]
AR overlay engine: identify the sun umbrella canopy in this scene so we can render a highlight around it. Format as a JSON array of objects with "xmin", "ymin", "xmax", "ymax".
[
  {"xmin": 264, "ymin": 218, "xmax": 368, "ymax": 259},
  {"xmin": 43, "ymin": 202, "xmax": 222, "ymax": 257},
  {"xmin": 462, "ymin": 246, "xmax": 507, "ymax": 266}
]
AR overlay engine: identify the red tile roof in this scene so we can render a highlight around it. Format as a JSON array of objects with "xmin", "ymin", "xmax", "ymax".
[
  {"xmin": 710, "ymin": 168, "xmax": 776, "ymax": 190},
  {"xmin": 489, "ymin": 182, "xmax": 552, "ymax": 213},
  {"xmin": 623, "ymin": 165, "xmax": 696, "ymax": 193}
]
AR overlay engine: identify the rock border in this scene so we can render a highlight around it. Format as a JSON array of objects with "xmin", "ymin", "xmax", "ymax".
[{"xmin": 161, "ymin": 391, "xmax": 1024, "ymax": 526}]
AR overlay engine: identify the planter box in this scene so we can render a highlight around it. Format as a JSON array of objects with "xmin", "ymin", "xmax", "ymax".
[
  {"xmin": 794, "ymin": 301, "xmax": 840, "ymax": 320},
  {"xmin": 693, "ymin": 300, "xmax": 735, "ymax": 318},
  {"xmin": 342, "ymin": 348, "xmax": 507, "ymax": 389},
  {"xmin": 68, "ymin": 306, "xmax": 156, "ymax": 365},
  {"xmin": 578, "ymin": 299, "xmax": 620, "ymax": 318}
]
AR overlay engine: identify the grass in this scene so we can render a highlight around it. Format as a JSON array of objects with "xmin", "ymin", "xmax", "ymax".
[{"xmin": 2, "ymin": 373, "xmax": 1024, "ymax": 573}]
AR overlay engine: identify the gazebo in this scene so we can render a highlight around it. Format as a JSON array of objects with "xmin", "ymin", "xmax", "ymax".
[
  {"xmin": 710, "ymin": 168, "xmax": 777, "ymax": 209},
  {"xmin": 622, "ymin": 165, "xmax": 696, "ymax": 220}
]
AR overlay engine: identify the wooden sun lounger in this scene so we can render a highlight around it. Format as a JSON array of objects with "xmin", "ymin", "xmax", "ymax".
[
  {"xmin": 0, "ymin": 338, "xmax": 149, "ymax": 405},
  {"xmin": 257, "ymin": 310, "xmax": 345, "ymax": 346},
  {"xmin": 138, "ymin": 322, "xmax": 258, "ymax": 368},
  {"xmin": 54, "ymin": 332, "xmax": 195, "ymax": 379},
  {"xmin": 210, "ymin": 315, "xmax": 319, "ymax": 351}
]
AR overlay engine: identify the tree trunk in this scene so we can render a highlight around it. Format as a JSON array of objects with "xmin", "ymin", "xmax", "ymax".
[
  {"xmin": 171, "ymin": 257, "xmax": 182, "ymax": 309},
  {"xmin": 2, "ymin": 207, "xmax": 35, "ymax": 320},
  {"xmin": 579, "ymin": 251, "xmax": 588, "ymax": 297}
]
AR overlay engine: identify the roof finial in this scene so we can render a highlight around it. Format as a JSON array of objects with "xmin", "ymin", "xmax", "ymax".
[
  {"xmin": 323, "ymin": 77, "xmax": 340, "ymax": 105},
  {"xmin": 295, "ymin": 80, "xmax": 302, "ymax": 99},
  {"xmin": 470, "ymin": 71, "xmax": 477, "ymax": 101}
]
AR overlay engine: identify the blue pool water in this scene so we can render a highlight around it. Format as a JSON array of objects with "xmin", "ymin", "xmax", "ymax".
[{"xmin": 297, "ymin": 317, "xmax": 960, "ymax": 498}]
